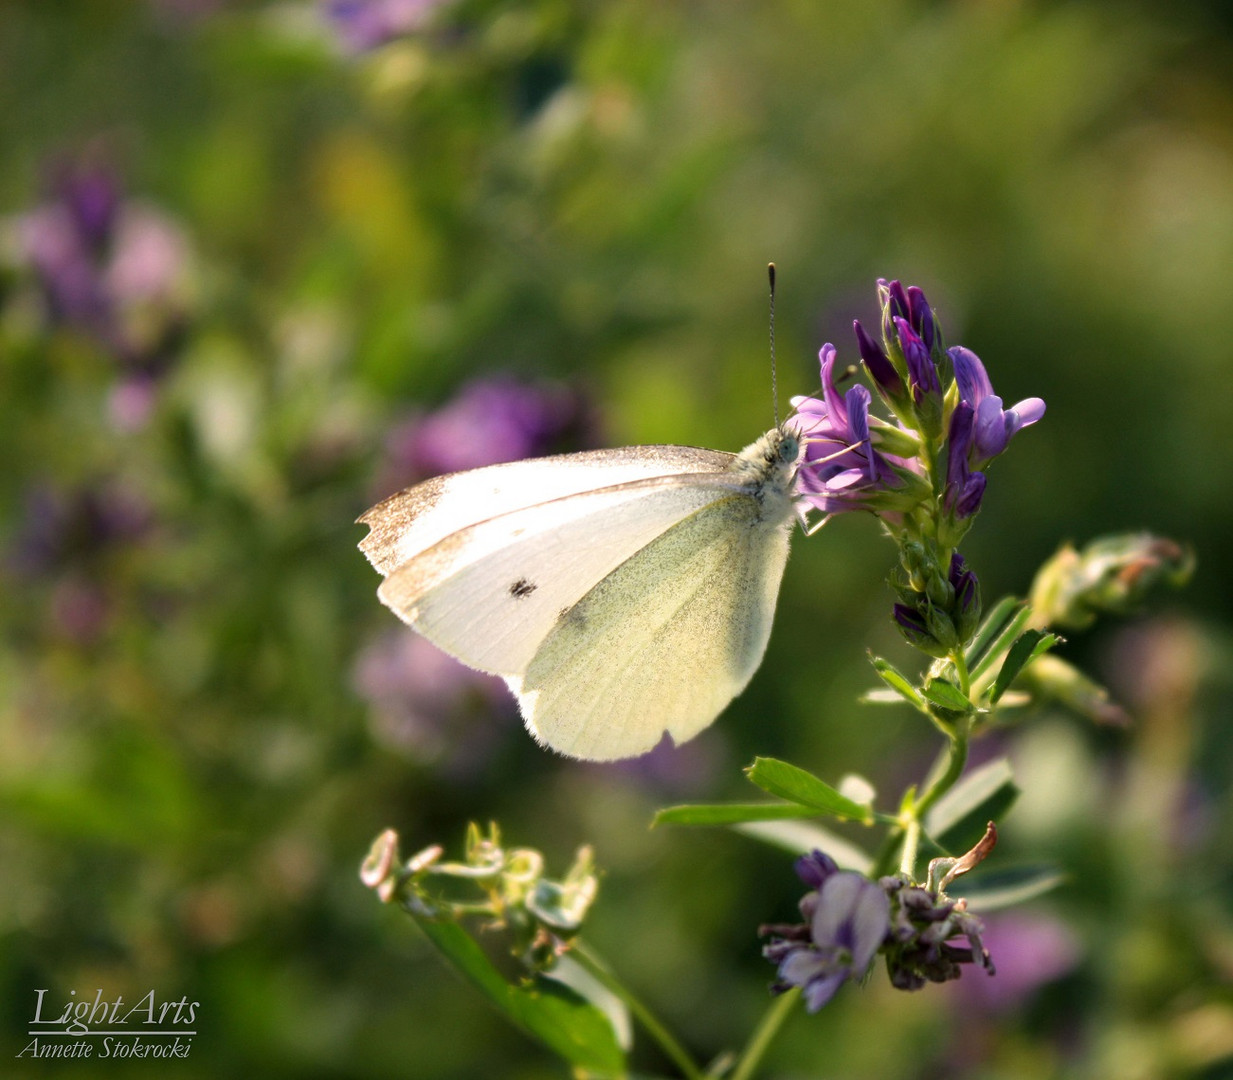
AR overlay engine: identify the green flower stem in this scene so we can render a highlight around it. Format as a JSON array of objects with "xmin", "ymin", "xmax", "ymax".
[
  {"xmin": 951, "ymin": 648, "xmax": 972, "ymax": 699},
  {"xmin": 871, "ymin": 827, "xmax": 905, "ymax": 880},
  {"xmin": 899, "ymin": 817, "xmax": 921, "ymax": 878},
  {"xmin": 728, "ymin": 987, "xmax": 800, "ymax": 1080},
  {"xmin": 571, "ymin": 940, "xmax": 704, "ymax": 1080},
  {"xmin": 872, "ymin": 723, "xmax": 970, "ymax": 880},
  {"xmin": 914, "ymin": 726, "xmax": 969, "ymax": 821},
  {"xmin": 922, "ymin": 438, "xmax": 943, "ymax": 501}
]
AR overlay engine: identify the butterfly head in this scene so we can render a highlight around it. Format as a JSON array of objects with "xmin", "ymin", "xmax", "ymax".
[{"xmin": 772, "ymin": 426, "xmax": 801, "ymax": 469}]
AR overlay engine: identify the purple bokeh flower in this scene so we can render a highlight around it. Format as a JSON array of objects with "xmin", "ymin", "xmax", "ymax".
[
  {"xmin": 323, "ymin": 0, "xmax": 449, "ymax": 52},
  {"xmin": 9, "ymin": 482, "xmax": 152, "ymax": 577},
  {"xmin": 7, "ymin": 480, "xmax": 154, "ymax": 643},
  {"xmin": 375, "ymin": 375, "xmax": 597, "ymax": 494},
  {"xmin": 763, "ymin": 866, "xmax": 891, "ymax": 1013},
  {"xmin": 951, "ymin": 912, "xmax": 1079, "ymax": 1012},
  {"xmin": 790, "ymin": 344, "xmax": 928, "ymax": 516},
  {"xmin": 950, "ymin": 346, "xmax": 1046, "ymax": 466},
  {"xmin": 9, "ymin": 158, "xmax": 195, "ymax": 427},
  {"xmin": 352, "ymin": 630, "xmax": 511, "ymax": 776},
  {"xmin": 604, "ymin": 731, "xmax": 725, "ymax": 796}
]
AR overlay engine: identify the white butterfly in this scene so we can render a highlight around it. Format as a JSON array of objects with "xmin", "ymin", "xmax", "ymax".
[{"xmin": 357, "ymin": 426, "xmax": 803, "ymax": 761}]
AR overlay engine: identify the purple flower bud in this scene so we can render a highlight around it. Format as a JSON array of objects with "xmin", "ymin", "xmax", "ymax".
[
  {"xmin": 949, "ymin": 551, "xmax": 975, "ymax": 591},
  {"xmin": 949, "ymin": 552, "xmax": 981, "ymax": 639},
  {"xmin": 893, "ymin": 603, "xmax": 944, "ymax": 654},
  {"xmin": 878, "ymin": 278, "xmax": 912, "ymax": 343},
  {"xmin": 906, "ymin": 285, "xmax": 937, "ymax": 353},
  {"xmin": 953, "ymin": 471, "xmax": 986, "ymax": 519},
  {"xmin": 895, "ymin": 318, "xmax": 940, "ymax": 404},
  {"xmin": 853, "ymin": 319, "xmax": 903, "ymax": 398},
  {"xmin": 943, "ymin": 404, "xmax": 986, "ymax": 520},
  {"xmin": 795, "ymin": 850, "xmax": 840, "ymax": 890}
]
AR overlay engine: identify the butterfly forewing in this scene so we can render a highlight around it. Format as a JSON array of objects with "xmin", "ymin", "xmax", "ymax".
[
  {"xmin": 358, "ymin": 445, "xmax": 735, "ymax": 576},
  {"xmin": 377, "ymin": 473, "xmax": 751, "ymax": 674}
]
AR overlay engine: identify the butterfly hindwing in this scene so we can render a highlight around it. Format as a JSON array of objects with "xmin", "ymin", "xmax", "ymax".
[{"xmin": 511, "ymin": 490, "xmax": 793, "ymax": 760}]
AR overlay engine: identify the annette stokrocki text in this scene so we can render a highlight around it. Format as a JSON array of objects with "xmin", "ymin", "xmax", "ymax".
[{"xmin": 16, "ymin": 988, "xmax": 198, "ymax": 1060}]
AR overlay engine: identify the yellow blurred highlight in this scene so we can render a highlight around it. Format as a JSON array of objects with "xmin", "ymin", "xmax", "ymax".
[{"xmin": 312, "ymin": 131, "xmax": 435, "ymax": 291}]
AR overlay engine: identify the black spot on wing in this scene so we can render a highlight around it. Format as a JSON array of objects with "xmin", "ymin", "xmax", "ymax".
[{"xmin": 510, "ymin": 578, "xmax": 537, "ymax": 599}]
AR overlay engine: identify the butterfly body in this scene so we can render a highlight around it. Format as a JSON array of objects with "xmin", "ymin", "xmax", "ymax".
[{"xmin": 358, "ymin": 427, "xmax": 801, "ymax": 760}]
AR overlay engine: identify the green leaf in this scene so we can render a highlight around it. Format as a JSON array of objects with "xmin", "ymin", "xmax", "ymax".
[
  {"xmin": 410, "ymin": 912, "xmax": 625, "ymax": 1074},
  {"xmin": 744, "ymin": 758, "xmax": 872, "ymax": 823},
  {"xmin": 543, "ymin": 955, "xmax": 632, "ymax": 1052},
  {"xmin": 989, "ymin": 629, "xmax": 1061, "ymax": 704},
  {"xmin": 868, "ymin": 655, "xmax": 927, "ymax": 710},
  {"xmin": 968, "ymin": 602, "xmax": 1032, "ymax": 681},
  {"xmin": 652, "ymin": 802, "xmax": 821, "ymax": 828},
  {"xmin": 733, "ymin": 820, "xmax": 873, "ymax": 874},
  {"xmin": 964, "ymin": 595, "xmax": 1023, "ymax": 671},
  {"xmin": 924, "ymin": 757, "xmax": 1019, "ymax": 853},
  {"xmin": 953, "ymin": 864, "xmax": 1066, "ymax": 910},
  {"xmin": 921, "ymin": 678, "xmax": 973, "ymax": 715}
]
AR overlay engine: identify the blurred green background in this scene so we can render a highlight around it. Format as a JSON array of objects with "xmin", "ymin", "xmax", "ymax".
[{"xmin": 2, "ymin": 0, "xmax": 1231, "ymax": 1076}]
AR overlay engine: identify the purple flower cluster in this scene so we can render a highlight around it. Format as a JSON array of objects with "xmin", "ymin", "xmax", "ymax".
[
  {"xmin": 762, "ymin": 849, "xmax": 999, "ymax": 1012},
  {"xmin": 761, "ymin": 851, "xmax": 890, "ymax": 1012},
  {"xmin": 9, "ymin": 159, "xmax": 195, "ymax": 428},
  {"xmin": 879, "ymin": 875, "xmax": 995, "ymax": 991},
  {"xmin": 791, "ymin": 280, "xmax": 1044, "ymax": 527},
  {"xmin": 790, "ymin": 279, "xmax": 1044, "ymax": 656}
]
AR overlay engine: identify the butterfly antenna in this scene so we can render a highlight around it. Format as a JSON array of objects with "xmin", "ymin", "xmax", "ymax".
[{"xmin": 768, "ymin": 262, "xmax": 779, "ymax": 428}]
